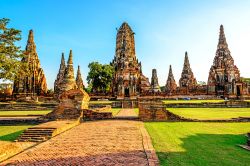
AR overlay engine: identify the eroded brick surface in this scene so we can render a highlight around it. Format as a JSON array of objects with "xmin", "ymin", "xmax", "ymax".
[
  {"xmin": 115, "ymin": 109, "xmax": 137, "ymax": 117},
  {"xmin": 2, "ymin": 120, "xmax": 153, "ymax": 166}
]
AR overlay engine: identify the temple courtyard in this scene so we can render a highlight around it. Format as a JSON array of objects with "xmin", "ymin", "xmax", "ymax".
[
  {"xmin": 0, "ymin": 106, "xmax": 250, "ymax": 166},
  {"xmin": 1, "ymin": 1, "xmax": 250, "ymax": 165}
]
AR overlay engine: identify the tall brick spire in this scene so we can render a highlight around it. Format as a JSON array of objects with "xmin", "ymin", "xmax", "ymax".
[
  {"xmin": 217, "ymin": 25, "xmax": 228, "ymax": 49},
  {"xmin": 150, "ymin": 69, "xmax": 161, "ymax": 92},
  {"xmin": 165, "ymin": 65, "xmax": 177, "ymax": 93},
  {"xmin": 13, "ymin": 30, "xmax": 47, "ymax": 96},
  {"xmin": 64, "ymin": 50, "xmax": 74, "ymax": 80},
  {"xmin": 26, "ymin": 30, "xmax": 36, "ymax": 52},
  {"xmin": 111, "ymin": 22, "xmax": 150, "ymax": 99},
  {"xmin": 60, "ymin": 50, "xmax": 77, "ymax": 91},
  {"xmin": 54, "ymin": 53, "xmax": 66, "ymax": 94},
  {"xmin": 115, "ymin": 22, "xmax": 136, "ymax": 59},
  {"xmin": 207, "ymin": 25, "xmax": 242, "ymax": 96},
  {"xmin": 184, "ymin": 51, "xmax": 190, "ymax": 68},
  {"xmin": 179, "ymin": 52, "xmax": 197, "ymax": 89},
  {"xmin": 76, "ymin": 65, "xmax": 85, "ymax": 90}
]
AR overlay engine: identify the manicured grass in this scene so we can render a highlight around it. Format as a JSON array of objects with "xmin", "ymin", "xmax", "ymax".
[
  {"xmin": 167, "ymin": 108, "xmax": 250, "ymax": 120},
  {"xmin": 0, "ymin": 110, "xmax": 52, "ymax": 116},
  {"xmin": 134, "ymin": 108, "xmax": 139, "ymax": 116},
  {"xmin": 89, "ymin": 101, "xmax": 115, "ymax": 104},
  {"xmin": 163, "ymin": 100, "xmax": 224, "ymax": 104},
  {"xmin": 0, "ymin": 125, "xmax": 33, "ymax": 141},
  {"xmin": 145, "ymin": 122, "xmax": 250, "ymax": 166},
  {"xmin": 110, "ymin": 108, "xmax": 121, "ymax": 116}
]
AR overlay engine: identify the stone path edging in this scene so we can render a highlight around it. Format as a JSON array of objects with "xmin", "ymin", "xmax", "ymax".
[{"xmin": 139, "ymin": 124, "xmax": 159, "ymax": 166}]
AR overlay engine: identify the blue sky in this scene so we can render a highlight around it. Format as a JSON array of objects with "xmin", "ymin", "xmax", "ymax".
[{"xmin": 1, "ymin": 0, "xmax": 250, "ymax": 89}]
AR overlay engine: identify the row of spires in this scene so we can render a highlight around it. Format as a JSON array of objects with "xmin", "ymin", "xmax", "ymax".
[
  {"xmin": 154, "ymin": 24, "xmax": 231, "ymax": 92},
  {"xmin": 151, "ymin": 51, "xmax": 194, "ymax": 93},
  {"xmin": 54, "ymin": 50, "xmax": 85, "ymax": 94},
  {"xmin": 55, "ymin": 24, "xmax": 228, "ymax": 94}
]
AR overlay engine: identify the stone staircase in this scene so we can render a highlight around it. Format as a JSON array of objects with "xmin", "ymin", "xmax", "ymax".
[{"xmin": 17, "ymin": 127, "xmax": 56, "ymax": 142}]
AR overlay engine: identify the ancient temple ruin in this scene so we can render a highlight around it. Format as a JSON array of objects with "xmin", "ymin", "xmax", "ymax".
[
  {"xmin": 54, "ymin": 50, "xmax": 77, "ymax": 95},
  {"xmin": 54, "ymin": 53, "xmax": 66, "ymax": 94},
  {"xmin": 13, "ymin": 30, "xmax": 47, "ymax": 96},
  {"xmin": 76, "ymin": 65, "xmax": 85, "ymax": 90},
  {"xmin": 179, "ymin": 52, "xmax": 197, "ymax": 93},
  {"xmin": 165, "ymin": 65, "xmax": 177, "ymax": 94},
  {"xmin": 111, "ymin": 22, "xmax": 150, "ymax": 99},
  {"xmin": 48, "ymin": 51, "xmax": 90, "ymax": 120},
  {"xmin": 150, "ymin": 69, "xmax": 161, "ymax": 93},
  {"xmin": 207, "ymin": 25, "xmax": 248, "ymax": 98}
]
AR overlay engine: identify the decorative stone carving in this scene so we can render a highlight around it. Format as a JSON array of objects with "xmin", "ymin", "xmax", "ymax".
[
  {"xmin": 13, "ymin": 30, "xmax": 47, "ymax": 96},
  {"xmin": 165, "ymin": 65, "xmax": 177, "ymax": 94},
  {"xmin": 207, "ymin": 25, "xmax": 248, "ymax": 97},
  {"xmin": 179, "ymin": 52, "xmax": 197, "ymax": 93},
  {"xmin": 150, "ymin": 69, "xmax": 161, "ymax": 92},
  {"xmin": 111, "ymin": 22, "xmax": 150, "ymax": 99}
]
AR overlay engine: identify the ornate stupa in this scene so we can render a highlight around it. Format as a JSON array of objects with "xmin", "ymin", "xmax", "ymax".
[
  {"xmin": 59, "ymin": 50, "xmax": 77, "ymax": 92},
  {"xmin": 165, "ymin": 65, "xmax": 177, "ymax": 94},
  {"xmin": 111, "ymin": 22, "xmax": 150, "ymax": 99},
  {"xmin": 150, "ymin": 69, "xmax": 161, "ymax": 92},
  {"xmin": 207, "ymin": 25, "xmax": 248, "ymax": 97},
  {"xmin": 54, "ymin": 53, "xmax": 66, "ymax": 94},
  {"xmin": 179, "ymin": 52, "xmax": 197, "ymax": 90},
  {"xmin": 76, "ymin": 65, "xmax": 85, "ymax": 90},
  {"xmin": 13, "ymin": 30, "xmax": 47, "ymax": 96}
]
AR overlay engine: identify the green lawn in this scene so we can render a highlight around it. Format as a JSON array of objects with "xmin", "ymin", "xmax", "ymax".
[
  {"xmin": 110, "ymin": 108, "xmax": 121, "ymax": 116},
  {"xmin": 145, "ymin": 122, "xmax": 250, "ymax": 166},
  {"xmin": 0, "ymin": 110, "xmax": 52, "ymax": 116},
  {"xmin": 167, "ymin": 108, "xmax": 250, "ymax": 120},
  {"xmin": 0, "ymin": 125, "xmax": 33, "ymax": 141},
  {"xmin": 134, "ymin": 108, "xmax": 139, "ymax": 116},
  {"xmin": 89, "ymin": 100, "xmax": 115, "ymax": 104},
  {"xmin": 163, "ymin": 100, "xmax": 224, "ymax": 104}
]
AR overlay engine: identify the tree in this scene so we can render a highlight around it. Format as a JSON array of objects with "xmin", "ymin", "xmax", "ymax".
[
  {"xmin": 0, "ymin": 18, "xmax": 26, "ymax": 81},
  {"xmin": 198, "ymin": 81, "xmax": 206, "ymax": 86},
  {"xmin": 87, "ymin": 62, "xmax": 114, "ymax": 93}
]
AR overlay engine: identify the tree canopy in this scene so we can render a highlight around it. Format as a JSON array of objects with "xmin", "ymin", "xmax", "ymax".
[
  {"xmin": 0, "ymin": 18, "xmax": 26, "ymax": 81},
  {"xmin": 87, "ymin": 62, "xmax": 114, "ymax": 93}
]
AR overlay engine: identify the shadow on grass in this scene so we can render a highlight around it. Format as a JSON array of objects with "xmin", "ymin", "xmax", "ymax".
[
  {"xmin": 157, "ymin": 133, "xmax": 250, "ymax": 166},
  {"xmin": 0, "ymin": 130, "xmax": 24, "ymax": 141}
]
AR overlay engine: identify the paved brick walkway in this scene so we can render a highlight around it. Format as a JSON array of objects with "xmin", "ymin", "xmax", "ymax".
[
  {"xmin": 2, "ymin": 120, "xmax": 158, "ymax": 166},
  {"xmin": 115, "ymin": 109, "xmax": 137, "ymax": 117}
]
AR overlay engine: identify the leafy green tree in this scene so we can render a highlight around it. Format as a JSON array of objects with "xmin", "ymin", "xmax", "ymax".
[
  {"xmin": 0, "ymin": 18, "xmax": 26, "ymax": 81},
  {"xmin": 87, "ymin": 62, "xmax": 114, "ymax": 93}
]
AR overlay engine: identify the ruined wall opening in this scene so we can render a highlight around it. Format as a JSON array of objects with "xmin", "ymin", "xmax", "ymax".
[
  {"xmin": 237, "ymin": 85, "xmax": 241, "ymax": 97},
  {"xmin": 125, "ymin": 87, "xmax": 130, "ymax": 97}
]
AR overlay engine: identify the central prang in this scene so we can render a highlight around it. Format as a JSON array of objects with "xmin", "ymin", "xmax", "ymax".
[{"xmin": 111, "ymin": 22, "xmax": 150, "ymax": 99}]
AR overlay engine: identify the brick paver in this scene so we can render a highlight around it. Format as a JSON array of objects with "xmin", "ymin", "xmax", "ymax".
[
  {"xmin": 2, "ymin": 120, "xmax": 158, "ymax": 166},
  {"xmin": 115, "ymin": 109, "xmax": 137, "ymax": 117}
]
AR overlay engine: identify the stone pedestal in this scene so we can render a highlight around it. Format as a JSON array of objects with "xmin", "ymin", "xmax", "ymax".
[
  {"xmin": 45, "ymin": 89, "xmax": 90, "ymax": 120},
  {"xmin": 138, "ymin": 99, "xmax": 168, "ymax": 121}
]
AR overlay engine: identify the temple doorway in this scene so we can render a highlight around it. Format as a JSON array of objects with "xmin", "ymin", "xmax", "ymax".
[
  {"xmin": 125, "ymin": 87, "xmax": 130, "ymax": 97},
  {"xmin": 236, "ymin": 85, "xmax": 241, "ymax": 97}
]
